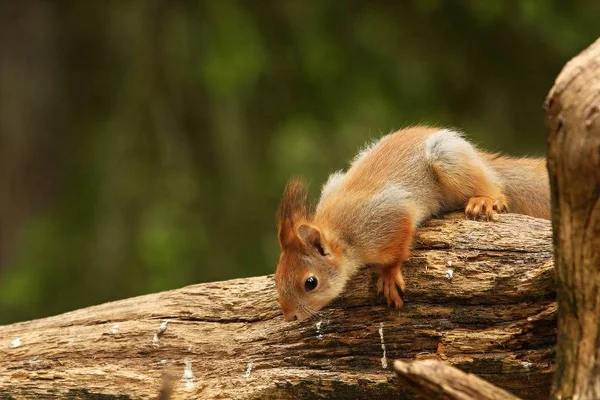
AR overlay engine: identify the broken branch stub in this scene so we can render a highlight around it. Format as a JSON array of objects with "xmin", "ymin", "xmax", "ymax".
[
  {"xmin": 0, "ymin": 213, "xmax": 555, "ymax": 399},
  {"xmin": 393, "ymin": 359, "xmax": 522, "ymax": 400}
]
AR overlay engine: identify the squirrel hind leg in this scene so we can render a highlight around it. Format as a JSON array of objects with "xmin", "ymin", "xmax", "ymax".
[{"xmin": 424, "ymin": 129, "xmax": 507, "ymax": 219}]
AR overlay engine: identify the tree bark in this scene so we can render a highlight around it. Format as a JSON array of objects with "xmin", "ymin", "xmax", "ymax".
[
  {"xmin": 546, "ymin": 38, "xmax": 600, "ymax": 399},
  {"xmin": 0, "ymin": 213, "xmax": 555, "ymax": 399}
]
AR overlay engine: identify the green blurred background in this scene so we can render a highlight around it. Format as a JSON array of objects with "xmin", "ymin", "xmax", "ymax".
[{"xmin": 1, "ymin": 1, "xmax": 598, "ymax": 324}]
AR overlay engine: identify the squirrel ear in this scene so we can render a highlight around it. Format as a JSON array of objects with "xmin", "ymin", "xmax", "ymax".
[
  {"xmin": 296, "ymin": 224, "xmax": 321, "ymax": 246},
  {"xmin": 297, "ymin": 224, "xmax": 332, "ymax": 257},
  {"xmin": 277, "ymin": 178, "xmax": 308, "ymax": 249}
]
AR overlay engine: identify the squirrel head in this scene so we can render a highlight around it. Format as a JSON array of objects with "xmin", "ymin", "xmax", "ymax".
[{"xmin": 274, "ymin": 178, "xmax": 348, "ymax": 322}]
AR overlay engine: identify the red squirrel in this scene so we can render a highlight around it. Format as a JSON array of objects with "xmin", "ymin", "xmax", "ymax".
[{"xmin": 274, "ymin": 126, "xmax": 550, "ymax": 322}]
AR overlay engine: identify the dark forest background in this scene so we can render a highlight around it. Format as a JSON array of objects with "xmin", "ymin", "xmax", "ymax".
[{"xmin": 1, "ymin": 1, "xmax": 598, "ymax": 324}]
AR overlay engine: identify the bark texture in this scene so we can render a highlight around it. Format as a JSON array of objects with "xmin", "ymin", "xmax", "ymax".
[
  {"xmin": 393, "ymin": 359, "xmax": 520, "ymax": 400},
  {"xmin": 546, "ymin": 37, "xmax": 600, "ymax": 399},
  {"xmin": 0, "ymin": 213, "xmax": 555, "ymax": 399}
]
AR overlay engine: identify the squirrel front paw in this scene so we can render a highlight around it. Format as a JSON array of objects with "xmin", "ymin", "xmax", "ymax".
[
  {"xmin": 377, "ymin": 264, "xmax": 406, "ymax": 309},
  {"xmin": 465, "ymin": 195, "xmax": 508, "ymax": 221}
]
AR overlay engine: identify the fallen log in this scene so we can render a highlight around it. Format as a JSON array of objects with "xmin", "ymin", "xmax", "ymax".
[{"xmin": 0, "ymin": 213, "xmax": 555, "ymax": 399}]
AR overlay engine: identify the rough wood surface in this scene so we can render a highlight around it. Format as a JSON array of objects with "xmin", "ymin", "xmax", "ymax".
[
  {"xmin": 393, "ymin": 359, "xmax": 521, "ymax": 400},
  {"xmin": 0, "ymin": 213, "xmax": 556, "ymax": 399},
  {"xmin": 545, "ymin": 37, "xmax": 600, "ymax": 399}
]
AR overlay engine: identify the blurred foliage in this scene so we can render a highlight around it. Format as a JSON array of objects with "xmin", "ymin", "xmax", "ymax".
[{"xmin": 0, "ymin": 0, "xmax": 598, "ymax": 324}]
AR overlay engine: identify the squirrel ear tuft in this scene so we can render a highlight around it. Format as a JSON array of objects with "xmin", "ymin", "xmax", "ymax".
[{"xmin": 276, "ymin": 178, "xmax": 309, "ymax": 248}]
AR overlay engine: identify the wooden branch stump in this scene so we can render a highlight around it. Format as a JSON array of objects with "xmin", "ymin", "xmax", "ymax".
[
  {"xmin": 545, "ymin": 37, "xmax": 600, "ymax": 399},
  {"xmin": 0, "ymin": 213, "xmax": 555, "ymax": 399},
  {"xmin": 393, "ymin": 359, "xmax": 521, "ymax": 400}
]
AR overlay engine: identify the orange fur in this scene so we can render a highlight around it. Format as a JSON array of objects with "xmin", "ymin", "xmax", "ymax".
[{"xmin": 274, "ymin": 125, "xmax": 550, "ymax": 321}]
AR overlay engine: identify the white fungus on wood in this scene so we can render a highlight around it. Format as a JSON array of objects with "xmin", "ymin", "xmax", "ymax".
[
  {"xmin": 152, "ymin": 321, "xmax": 169, "ymax": 347},
  {"xmin": 315, "ymin": 321, "xmax": 323, "ymax": 340},
  {"xmin": 9, "ymin": 338, "xmax": 21, "ymax": 349},
  {"xmin": 446, "ymin": 269, "xmax": 454, "ymax": 280},
  {"xmin": 158, "ymin": 321, "xmax": 168, "ymax": 334},
  {"xmin": 243, "ymin": 362, "xmax": 253, "ymax": 378},
  {"xmin": 378, "ymin": 322, "xmax": 387, "ymax": 369},
  {"xmin": 109, "ymin": 323, "xmax": 119, "ymax": 335},
  {"xmin": 182, "ymin": 358, "xmax": 195, "ymax": 391},
  {"xmin": 27, "ymin": 356, "xmax": 41, "ymax": 369}
]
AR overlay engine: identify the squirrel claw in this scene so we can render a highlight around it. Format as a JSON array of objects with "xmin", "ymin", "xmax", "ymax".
[
  {"xmin": 465, "ymin": 195, "xmax": 508, "ymax": 221},
  {"xmin": 377, "ymin": 264, "xmax": 405, "ymax": 309},
  {"xmin": 492, "ymin": 195, "xmax": 509, "ymax": 213}
]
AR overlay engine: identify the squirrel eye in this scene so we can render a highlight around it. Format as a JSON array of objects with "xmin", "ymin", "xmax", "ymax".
[{"xmin": 304, "ymin": 276, "xmax": 318, "ymax": 292}]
